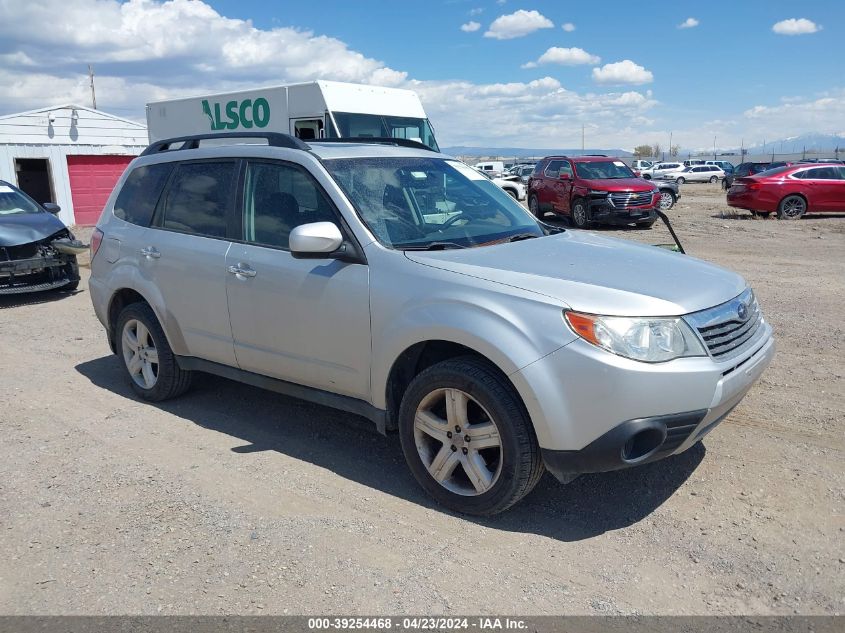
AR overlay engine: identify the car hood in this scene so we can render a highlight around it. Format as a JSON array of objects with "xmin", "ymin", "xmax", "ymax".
[
  {"xmin": 582, "ymin": 178, "xmax": 657, "ymax": 191},
  {"xmin": 0, "ymin": 212, "xmax": 67, "ymax": 247},
  {"xmin": 404, "ymin": 231, "xmax": 746, "ymax": 316}
]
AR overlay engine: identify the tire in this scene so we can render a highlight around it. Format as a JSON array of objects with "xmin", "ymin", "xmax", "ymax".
[
  {"xmin": 751, "ymin": 211, "xmax": 772, "ymax": 218},
  {"xmin": 709, "ymin": 176, "xmax": 718, "ymax": 184},
  {"xmin": 570, "ymin": 198, "xmax": 590, "ymax": 229},
  {"xmin": 676, "ymin": 177, "xmax": 685, "ymax": 185},
  {"xmin": 505, "ymin": 188, "xmax": 518, "ymax": 200},
  {"xmin": 62, "ymin": 280, "xmax": 80, "ymax": 292},
  {"xmin": 636, "ymin": 220, "xmax": 657, "ymax": 229},
  {"xmin": 642, "ymin": 174, "xmax": 652, "ymax": 180},
  {"xmin": 398, "ymin": 356, "xmax": 544, "ymax": 516},
  {"xmin": 116, "ymin": 302, "xmax": 192, "ymax": 402},
  {"xmin": 658, "ymin": 190, "xmax": 676, "ymax": 211},
  {"xmin": 528, "ymin": 195, "xmax": 542, "ymax": 219},
  {"xmin": 777, "ymin": 195, "xmax": 806, "ymax": 220}
]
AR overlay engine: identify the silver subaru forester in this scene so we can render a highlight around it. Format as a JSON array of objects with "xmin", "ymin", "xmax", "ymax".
[{"xmin": 88, "ymin": 133, "xmax": 774, "ymax": 515}]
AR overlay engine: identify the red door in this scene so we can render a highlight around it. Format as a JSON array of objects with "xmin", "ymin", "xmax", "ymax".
[{"xmin": 67, "ymin": 155, "xmax": 134, "ymax": 225}]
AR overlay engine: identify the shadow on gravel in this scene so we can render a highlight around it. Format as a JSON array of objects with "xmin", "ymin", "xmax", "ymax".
[
  {"xmin": 0, "ymin": 287, "xmax": 81, "ymax": 310},
  {"xmin": 76, "ymin": 354, "xmax": 704, "ymax": 542}
]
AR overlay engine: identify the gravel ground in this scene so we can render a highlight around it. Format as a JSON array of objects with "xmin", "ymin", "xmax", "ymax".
[{"xmin": 0, "ymin": 184, "xmax": 842, "ymax": 615}]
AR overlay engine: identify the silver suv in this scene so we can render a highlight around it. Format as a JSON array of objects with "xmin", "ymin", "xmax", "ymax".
[{"xmin": 89, "ymin": 133, "xmax": 775, "ymax": 515}]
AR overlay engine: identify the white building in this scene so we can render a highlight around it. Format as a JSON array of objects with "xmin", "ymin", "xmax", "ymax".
[{"xmin": 0, "ymin": 104, "xmax": 147, "ymax": 226}]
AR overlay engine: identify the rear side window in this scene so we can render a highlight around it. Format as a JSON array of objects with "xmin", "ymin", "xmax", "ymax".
[
  {"xmin": 160, "ymin": 161, "xmax": 236, "ymax": 238},
  {"xmin": 113, "ymin": 163, "xmax": 173, "ymax": 226}
]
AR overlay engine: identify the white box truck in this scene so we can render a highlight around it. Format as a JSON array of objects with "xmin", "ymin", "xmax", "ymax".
[{"xmin": 146, "ymin": 80, "xmax": 439, "ymax": 150}]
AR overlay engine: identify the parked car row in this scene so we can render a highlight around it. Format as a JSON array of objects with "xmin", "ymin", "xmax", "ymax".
[{"xmin": 727, "ymin": 163, "xmax": 845, "ymax": 219}]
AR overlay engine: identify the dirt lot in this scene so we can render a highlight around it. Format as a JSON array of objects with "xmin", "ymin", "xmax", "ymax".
[{"xmin": 0, "ymin": 184, "xmax": 842, "ymax": 615}]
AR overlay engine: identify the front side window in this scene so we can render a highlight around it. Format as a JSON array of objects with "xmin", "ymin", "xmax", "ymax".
[
  {"xmin": 160, "ymin": 161, "xmax": 236, "ymax": 238},
  {"xmin": 329, "ymin": 112, "xmax": 439, "ymax": 152},
  {"xmin": 0, "ymin": 183, "xmax": 43, "ymax": 216},
  {"xmin": 544, "ymin": 160, "xmax": 564, "ymax": 177},
  {"xmin": 242, "ymin": 161, "xmax": 339, "ymax": 249},
  {"xmin": 803, "ymin": 167, "xmax": 839, "ymax": 180},
  {"xmin": 114, "ymin": 163, "xmax": 173, "ymax": 226},
  {"xmin": 324, "ymin": 157, "xmax": 543, "ymax": 249},
  {"xmin": 574, "ymin": 161, "xmax": 635, "ymax": 179}
]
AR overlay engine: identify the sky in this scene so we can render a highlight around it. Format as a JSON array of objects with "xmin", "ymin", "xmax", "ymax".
[{"xmin": 0, "ymin": 0, "xmax": 842, "ymax": 151}]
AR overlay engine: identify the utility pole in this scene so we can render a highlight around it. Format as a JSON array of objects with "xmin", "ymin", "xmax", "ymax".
[
  {"xmin": 667, "ymin": 131, "xmax": 672, "ymax": 161},
  {"xmin": 713, "ymin": 135, "xmax": 717, "ymax": 161},
  {"xmin": 88, "ymin": 65, "xmax": 97, "ymax": 110}
]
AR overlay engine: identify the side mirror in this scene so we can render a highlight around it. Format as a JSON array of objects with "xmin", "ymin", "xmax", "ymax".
[
  {"xmin": 289, "ymin": 222, "xmax": 344, "ymax": 257},
  {"xmin": 43, "ymin": 202, "xmax": 61, "ymax": 215}
]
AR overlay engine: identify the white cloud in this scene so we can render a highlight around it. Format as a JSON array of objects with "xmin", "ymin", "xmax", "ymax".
[
  {"xmin": 678, "ymin": 17, "xmax": 699, "ymax": 29},
  {"xmin": 484, "ymin": 10, "xmax": 554, "ymax": 40},
  {"xmin": 460, "ymin": 21, "xmax": 481, "ymax": 33},
  {"xmin": 0, "ymin": 0, "xmax": 665, "ymax": 148},
  {"xmin": 523, "ymin": 47, "xmax": 600, "ymax": 68},
  {"xmin": 772, "ymin": 18, "xmax": 821, "ymax": 35},
  {"xmin": 469, "ymin": 8, "xmax": 483, "ymax": 16},
  {"xmin": 561, "ymin": 23, "xmax": 576, "ymax": 32},
  {"xmin": 592, "ymin": 60, "xmax": 654, "ymax": 85}
]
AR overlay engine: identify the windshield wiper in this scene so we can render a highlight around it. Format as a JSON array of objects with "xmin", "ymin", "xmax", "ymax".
[
  {"xmin": 400, "ymin": 241, "xmax": 467, "ymax": 251},
  {"xmin": 507, "ymin": 233, "xmax": 540, "ymax": 242}
]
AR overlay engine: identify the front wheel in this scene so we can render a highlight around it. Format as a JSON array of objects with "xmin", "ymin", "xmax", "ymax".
[
  {"xmin": 570, "ymin": 198, "xmax": 591, "ymax": 229},
  {"xmin": 676, "ymin": 177, "xmax": 685, "ymax": 185},
  {"xmin": 116, "ymin": 302, "xmax": 192, "ymax": 401},
  {"xmin": 777, "ymin": 195, "xmax": 806, "ymax": 220},
  {"xmin": 398, "ymin": 357, "xmax": 544, "ymax": 515},
  {"xmin": 528, "ymin": 195, "xmax": 542, "ymax": 219},
  {"xmin": 709, "ymin": 176, "xmax": 718, "ymax": 184},
  {"xmin": 505, "ymin": 188, "xmax": 518, "ymax": 200}
]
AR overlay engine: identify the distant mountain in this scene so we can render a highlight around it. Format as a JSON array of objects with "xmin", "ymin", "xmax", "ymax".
[
  {"xmin": 441, "ymin": 146, "xmax": 633, "ymax": 158},
  {"xmin": 743, "ymin": 132, "xmax": 845, "ymax": 154}
]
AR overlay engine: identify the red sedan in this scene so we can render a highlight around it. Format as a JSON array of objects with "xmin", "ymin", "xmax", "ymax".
[{"xmin": 727, "ymin": 163, "xmax": 845, "ymax": 219}]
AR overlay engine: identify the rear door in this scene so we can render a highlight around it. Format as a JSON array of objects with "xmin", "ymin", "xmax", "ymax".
[
  {"xmin": 143, "ymin": 160, "xmax": 238, "ymax": 366},
  {"xmin": 225, "ymin": 159, "xmax": 371, "ymax": 398}
]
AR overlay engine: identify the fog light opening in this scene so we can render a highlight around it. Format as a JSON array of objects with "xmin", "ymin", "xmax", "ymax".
[{"xmin": 622, "ymin": 427, "xmax": 665, "ymax": 462}]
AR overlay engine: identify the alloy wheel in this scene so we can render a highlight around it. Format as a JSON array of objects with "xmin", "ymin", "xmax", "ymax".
[
  {"xmin": 121, "ymin": 318, "xmax": 159, "ymax": 389},
  {"xmin": 781, "ymin": 196, "xmax": 806, "ymax": 218},
  {"xmin": 659, "ymin": 191, "xmax": 675, "ymax": 210},
  {"xmin": 413, "ymin": 388, "xmax": 503, "ymax": 496}
]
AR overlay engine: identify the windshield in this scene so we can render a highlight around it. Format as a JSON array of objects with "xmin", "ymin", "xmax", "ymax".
[
  {"xmin": 324, "ymin": 157, "xmax": 544, "ymax": 249},
  {"xmin": 329, "ymin": 112, "xmax": 439, "ymax": 152},
  {"xmin": 0, "ymin": 184, "xmax": 44, "ymax": 216},
  {"xmin": 574, "ymin": 161, "xmax": 635, "ymax": 179}
]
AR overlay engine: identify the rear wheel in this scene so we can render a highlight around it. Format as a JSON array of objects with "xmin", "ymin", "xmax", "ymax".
[
  {"xmin": 777, "ymin": 195, "xmax": 806, "ymax": 220},
  {"xmin": 117, "ymin": 302, "xmax": 192, "ymax": 401},
  {"xmin": 398, "ymin": 357, "xmax": 544, "ymax": 515},
  {"xmin": 570, "ymin": 198, "xmax": 590, "ymax": 229},
  {"xmin": 659, "ymin": 190, "xmax": 676, "ymax": 210}
]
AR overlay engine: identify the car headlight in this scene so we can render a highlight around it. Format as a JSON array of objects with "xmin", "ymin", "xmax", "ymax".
[{"xmin": 564, "ymin": 311, "xmax": 706, "ymax": 363}]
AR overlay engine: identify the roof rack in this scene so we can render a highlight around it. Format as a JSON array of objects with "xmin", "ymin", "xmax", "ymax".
[
  {"xmin": 312, "ymin": 137, "xmax": 435, "ymax": 152},
  {"xmin": 140, "ymin": 132, "xmax": 309, "ymax": 156}
]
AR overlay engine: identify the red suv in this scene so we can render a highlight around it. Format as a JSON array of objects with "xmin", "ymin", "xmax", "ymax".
[
  {"xmin": 727, "ymin": 163, "xmax": 845, "ymax": 219},
  {"xmin": 528, "ymin": 156, "xmax": 661, "ymax": 228}
]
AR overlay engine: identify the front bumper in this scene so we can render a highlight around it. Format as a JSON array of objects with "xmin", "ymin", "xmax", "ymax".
[
  {"xmin": 510, "ymin": 324, "xmax": 775, "ymax": 480},
  {"xmin": 0, "ymin": 255, "xmax": 79, "ymax": 294},
  {"xmin": 589, "ymin": 197, "xmax": 659, "ymax": 225}
]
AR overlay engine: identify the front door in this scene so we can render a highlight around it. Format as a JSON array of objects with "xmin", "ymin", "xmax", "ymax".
[
  {"xmin": 143, "ymin": 159, "xmax": 239, "ymax": 366},
  {"xmin": 551, "ymin": 160, "xmax": 574, "ymax": 214},
  {"xmin": 225, "ymin": 159, "xmax": 371, "ymax": 399}
]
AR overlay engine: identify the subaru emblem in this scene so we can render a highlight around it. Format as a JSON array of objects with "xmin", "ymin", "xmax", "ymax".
[{"xmin": 737, "ymin": 303, "xmax": 748, "ymax": 321}]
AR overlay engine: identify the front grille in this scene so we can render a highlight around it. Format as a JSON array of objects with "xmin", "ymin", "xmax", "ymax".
[
  {"xmin": 609, "ymin": 191, "xmax": 654, "ymax": 208},
  {"xmin": 685, "ymin": 289, "xmax": 764, "ymax": 360}
]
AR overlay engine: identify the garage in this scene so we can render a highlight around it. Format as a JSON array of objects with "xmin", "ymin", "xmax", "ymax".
[
  {"xmin": 67, "ymin": 155, "xmax": 134, "ymax": 225},
  {"xmin": 0, "ymin": 104, "xmax": 147, "ymax": 226}
]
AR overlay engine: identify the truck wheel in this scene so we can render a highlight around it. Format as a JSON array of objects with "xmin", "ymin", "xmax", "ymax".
[
  {"xmin": 116, "ymin": 302, "xmax": 192, "ymax": 402},
  {"xmin": 570, "ymin": 198, "xmax": 590, "ymax": 229},
  {"xmin": 528, "ymin": 195, "xmax": 542, "ymax": 219},
  {"xmin": 709, "ymin": 176, "xmax": 718, "ymax": 184},
  {"xmin": 398, "ymin": 357, "xmax": 544, "ymax": 516},
  {"xmin": 777, "ymin": 195, "xmax": 806, "ymax": 220}
]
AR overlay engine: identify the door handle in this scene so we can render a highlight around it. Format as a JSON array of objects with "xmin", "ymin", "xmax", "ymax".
[
  {"xmin": 140, "ymin": 246, "xmax": 161, "ymax": 259},
  {"xmin": 227, "ymin": 263, "xmax": 257, "ymax": 278}
]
